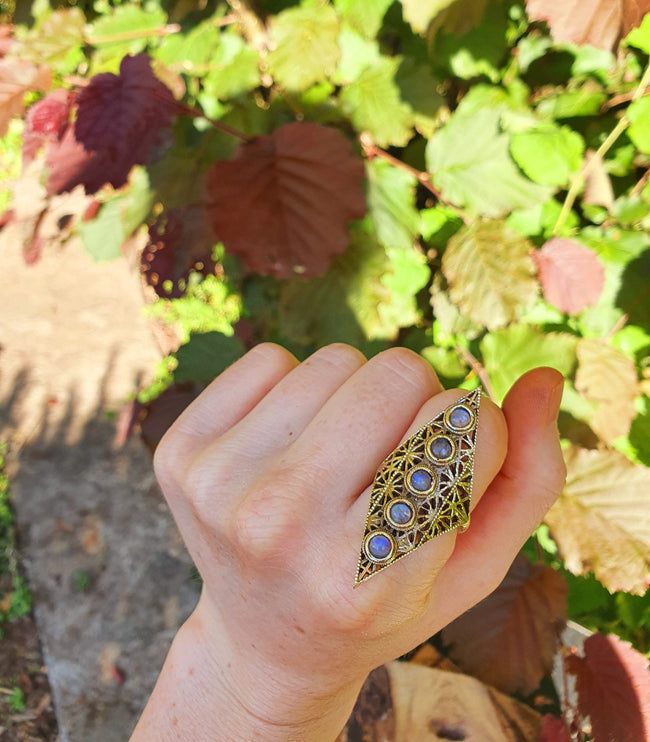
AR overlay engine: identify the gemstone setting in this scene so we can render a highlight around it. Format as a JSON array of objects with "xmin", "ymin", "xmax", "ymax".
[
  {"xmin": 406, "ymin": 465, "xmax": 437, "ymax": 495},
  {"xmin": 445, "ymin": 403, "xmax": 476, "ymax": 433},
  {"xmin": 364, "ymin": 531, "xmax": 396, "ymax": 563},
  {"xmin": 385, "ymin": 498, "xmax": 416, "ymax": 530},
  {"xmin": 426, "ymin": 434, "xmax": 456, "ymax": 464}
]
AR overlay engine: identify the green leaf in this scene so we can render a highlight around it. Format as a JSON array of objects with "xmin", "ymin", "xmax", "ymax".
[
  {"xmin": 174, "ymin": 331, "xmax": 245, "ymax": 385},
  {"xmin": 510, "ymin": 124, "xmax": 584, "ymax": 187},
  {"xmin": 426, "ymin": 107, "xmax": 551, "ymax": 217},
  {"xmin": 546, "ymin": 446, "xmax": 650, "ymax": 595},
  {"xmin": 366, "ymin": 159, "xmax": 419, "ymax": 251},
  {"xmin": 267, "ymin": 4, "xmax": 341, "ymax": 92},
  {"xmin": 78, "ymin": 168, "xmax": 154, "ymax": 262},
  {"xmin": 400, "ymin": 0, "xmax": 494, "ymax": 37},
  {"xmin": 627, "ymin": 96, "xmax": 650, "ymax": 154},
  {"xmin": 155, "ymin": 18, "xmax": 221, "ymax": 74},
  {"xmin": 441, "ymin": 220, "xmax": 539, "ymax": 330},
  {"xmin": 201, "ymin": 30, "xmax": 260, "ymax": 101},
  {"xmin": 480, "ymin": 324, "xmax": 578, "ymax": 403},
  {"xmin": 279, "ymin": 227, "xmax": 428, "ymax": 348},
  {"xmin": 333, "ymin": 26, "xmax": 381, "ymax": 84},
  {"xmin": 535, "ymin": 86, "xmax": 607, "ymax": 119},
  {"xmin": 394, "ymin": 58, "xmax": 444, "ymax": 138},
  {"xmin": 421, "ymin": 345, "xmax": 468, "ymax": 385},
  {"xmin": 339, "ymin": 56, "xmax": 414, "ymax": 147},
  {"xmin": 627, "ymin": 395, "xmax": 650, "ymax": 467},
  {"xmin": 18, "ymin": 7, "xmax": 85, "ymax": 72},
  {"xmin": 88, "ymin": 5, "xmax": 167, "ymax": 65},
  {"xmin": 333, "ymin": 0, "xmax": 394, "ymax": 38},
  {"xmin": 624, "ymin": 13, "xmax": 650, "ymax": 55}
]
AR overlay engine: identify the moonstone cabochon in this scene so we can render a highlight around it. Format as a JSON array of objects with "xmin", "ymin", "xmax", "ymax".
[{"xmin": 355, "ymin": 389, "xmax": 480, "ymax": 586}]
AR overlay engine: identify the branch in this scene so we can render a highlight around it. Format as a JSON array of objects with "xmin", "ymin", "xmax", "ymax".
[
  {"xmin": 84, "ymin": 23, "xmax": 181, "ymax": 45},
  {"xmin": 359, "ymin": 135, "xmax": 470, "ymax": 224},
  {"xmin": 553, "ymin": 62, "xmax": 650, "ymax": 236},
  {"xmin": 455, "ymin": 345, "xmax": 495, "ymax": 401},
  {"xmin": 630, "ymin": 166, "xmax": 650, "ymax": 197},
  {"xmin": 174, "ymin": 101, "xmax": 253, "ymax": 143}
]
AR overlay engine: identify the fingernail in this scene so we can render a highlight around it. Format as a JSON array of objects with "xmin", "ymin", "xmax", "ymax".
[{"xmin": 547, "ymin": 379, "xmax": 564, "ymax": 424}]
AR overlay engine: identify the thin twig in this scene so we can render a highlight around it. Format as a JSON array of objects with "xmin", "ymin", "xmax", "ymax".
[
  {"xmin": 359, "ymin": 135, "xmax": 470, "ymax": 224},
  {"xmin": 553, "ymin": 62, "xmax": 650, "ymax": 236},
  {"xmin": 630, "ymin": 166, "xmax": 650, "ymax": 197},
  {"xmin": 455, "ymin": 345, "xmax": 495, "ymax": 400},
  {"xmin": 174, "ymin": 101, "xmax": 252, "ymax": 142},
  {"xmin": 84, "ymin": 23, "xmax": 181, "ymax": 45},
  {"xmin": 604, "ymin": 312, "xmax": 628, "ymax": 342},
  {"xmin": 602, "ymin": 85, "xmax": 650, "ymax": 111}
]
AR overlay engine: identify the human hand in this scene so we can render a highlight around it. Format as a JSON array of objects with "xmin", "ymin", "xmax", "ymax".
[{"xmin": 131, "ymin": 343, "xmax": 565, "ymax": 742}]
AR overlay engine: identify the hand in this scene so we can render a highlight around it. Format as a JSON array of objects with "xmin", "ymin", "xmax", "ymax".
[{"xmin": 130, "ymin": 343, "xmax": 566, "ymax": 742}]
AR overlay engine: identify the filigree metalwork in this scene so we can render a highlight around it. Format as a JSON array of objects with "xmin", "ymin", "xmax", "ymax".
[{"xmin": 355, "ymin": 389, "xmax": 481, "ymax": 586}]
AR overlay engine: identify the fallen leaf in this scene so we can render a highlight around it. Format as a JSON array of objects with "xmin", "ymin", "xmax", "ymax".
[
  {"xmin": 442, "ymin": 553, "xmax": 567, "ymax": 695},
  {"xmin": 442, "ymin": 220, "xmax": 538, "ymax": 329},
  {"xmin": 545, "ymin": 446, "xmax": 650, "ymax": 595},
  {"xmin": 526, "ymin": 0, "xmax": 650, "ymax": 51},
  {"xmin": 81, "ymin": 514, "xmax": 104, "ymax": 555},
  {"xmin": 533, "ymin": 238, "xmax": 605, "ymax": 315},
  {"xmin": 575, "ymin": 338, "xmax": 639, "ymax": 444},
  {"xmin": 0, "ymin": 56, "xmax": 51, "ymax": 136},
  {"xmin": 566, "ymin": 633, "xmax": 650, "ymax": 742},
  {"xmin": 539, "ymin": 715, "xmax": 571, "ymax": 742},
  {"xmin": 205, "ymin": 122, "xmax": 366, "ymax": 278}
]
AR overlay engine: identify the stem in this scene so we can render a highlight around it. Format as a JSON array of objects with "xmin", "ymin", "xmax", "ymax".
[
  {"xmin": 360, "ymin": 136, "xmax": 470, "ymax": 224},
  {"xmin": 630, "ymin": 166, "xmax": 650, "ymax": 197},
  {"xmin": 175, "ymin": 101, "xmax": 252, "ymax": 142},
  {"xmin": 553, "ymin": 62, "xmax": 650, "ymax": 236},
  {"xmin": 455, "ymin": 345, "xmax": 496, "ymax": 401},
  {"xmin": 84, "ymin": 23, "xmax": 181, "ymax": 45}
]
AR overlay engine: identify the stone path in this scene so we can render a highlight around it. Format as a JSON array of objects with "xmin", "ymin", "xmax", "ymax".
[{"xmin": 0, "ymin": 237, "xmax": 199, "ymax": 741}]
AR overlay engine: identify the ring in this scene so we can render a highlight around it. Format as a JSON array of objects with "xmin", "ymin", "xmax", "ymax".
[{"xmin": 355, "ymin": 389, "xmax": 481, "ymax": 586}]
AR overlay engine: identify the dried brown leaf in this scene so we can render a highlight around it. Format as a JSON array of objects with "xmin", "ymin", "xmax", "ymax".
[
  {"xmin": 526, "ymin": 0, "xmax": 650, "ymax": 51},
  {"xmin": 0, "ymin": 57, "xmax": 51, "ymax": 136},
  {"xmin": 575, "ymin": 338, "xmax": 639, "ymax": 444},
  {"xmin": 546, "ymin": 446, "xmax": 650, "ymax": 594},
  {"xmin": 442, "ymin": 553, "xmax": 567, "ymax": 695}
]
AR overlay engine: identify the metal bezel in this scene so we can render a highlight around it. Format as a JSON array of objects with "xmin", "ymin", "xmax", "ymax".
[
  {"xmin": 405, "ymin": 465, "xmax": 438, "ymax": 496},
  {"xmin": 384, "ymin": 498, "xmax": 417, "ymax": 531},
  {"xmin": 425, "ymin": 434, "xmax": 457, "ymax": 465},
  {"xmin": 363, "ymin": 530, "xmax": 397, "ymax": 564},
  {"xmin": 444, "ymin": 403, "xmax": 476, "ymax": 434}
]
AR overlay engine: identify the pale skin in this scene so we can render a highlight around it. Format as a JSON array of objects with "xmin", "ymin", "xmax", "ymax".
[{"xmin": 129, "ymin": 343, "xmax": 566, "ymax": 742}]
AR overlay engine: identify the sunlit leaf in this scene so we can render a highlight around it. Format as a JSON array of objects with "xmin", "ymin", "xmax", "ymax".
[
  {"xmin": 532, "ymin": 238, "xmax": 606, "ymax": 314},
  {"xmin": 18, "ymin": 8, "xmax": 85, "ymax": 71},
  {"xmin": 624, "ymin": 11, "xmax": 650, "ymax": 53},
  {"xmin": 339, "ymin": 56, "xmax": 414, "ymax": 147},
  {"xmin": 583, "ymin": 150, "xmax": 614, "ymax": 210},
  {"xmin": 526, "ymin": 0, "xmax": 650, "ymax": 51},
  {"xmin": 0, "ymin": 56, "xmax": 51, "ymax": 137},
  {"xmin": 267, "ymin": 4, "xmax": 340, "ymax": 92},
  {"xmin": 365, "ymin": 159, "xmax": 419, "ymax": 251},
  {"xmin": 204, "ymin": 122, "xmax": 366, "ymax": 278},
  {"xmin": 400, "ymin": 0, "xmax": 496, "ymax": 37},
  {"xmin": 155, "ymin": 18, "xmax": 221, "ymax": 74},
  {"xmin": 279, "ymin": 228, "xmax": 428, "ymax": 348},
  {"xmin": 441, "ymin": 220, "xmax": 538, "ymax": 329},
  {"xmin": 200, "ymin": 30, "xmax": 260, "ymax": 100},
  {"xmin": 88, "ymin": 4, "xmax": 167, "ymax": 65},
  {"xmin": 510, "ymin": 124, "xmax": 584, "ymax": 187},
  {"xmin": 442, "ymin": 553, "xmax": 567, "ymax": 695},
  {"xmin": 575, "ymin": 338, "xmax": 639, "ymax": 445},
  {"xmin": 545, "ymin": 446, "xmax": 650, "ymax": 595},
  {"xmin": 566, "ymin": 633, "xmax": 650, "ymax": 742},
  {"xmin": 426, "ymin": 106, "xmax": 551, "ymax": 217},
  {"xmin": 333, "ymin": 0, "xmax": 394, "ymax": 38},
  {"xmin": 481, "ymin": 324, "xmax": 578, "ymax": 404},
  {"xmin": 627, "ymin": 96, "xmax": 650, "ymax": 154}
]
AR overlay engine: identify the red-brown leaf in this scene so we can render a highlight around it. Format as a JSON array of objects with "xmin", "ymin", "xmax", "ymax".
[
  {"xmin": 566, "ymin": 633, "xmax": 650, "ymax": 742},
  {"xmin": 22, "ymin": 89, "xmax": 74, "ymax": 166},
  {"xmin": 533, "ymin": 238, "xmax": 605, "ymax": 315},
  {"xmin": 526, "ymin": 0, "xmax": 650, "ymax": 51},
  {"xmin": 204, "ymin": 122, "xmax": 366, "ymax": 278},
  {"xmin": 142, "ymin": 207, "xmax": 216, "ymax": 298},
  {"xmin": 539, "ymin": 715, "xmax": 571, "ymax": 742},
  {"xmin": 0, "ymin": 56, "xmax": 52, "ymax": 136},
  {"xmin": 442, "ymin": 553, "xmax": 568, "ymax": 695},
  {"xmin": 45, "ymin": 54, "xmax": 176, "ymax": 195}
]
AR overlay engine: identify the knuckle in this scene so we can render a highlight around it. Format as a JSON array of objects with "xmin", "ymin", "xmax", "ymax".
[
  {"xmin": 153, "ymin": 426, "xmax": 184, "ymax": 489},
  {"xmin": 310, "ymin": 343, "xmax": 366, "ymax": 371},
  {"xmin": 374, "ymin": 347, "xmax": 436, "ymax": 393}
]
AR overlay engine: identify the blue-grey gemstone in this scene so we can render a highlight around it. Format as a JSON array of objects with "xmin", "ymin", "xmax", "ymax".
[
  {"xmin": 431, "ymin": 436, "xmax": 453, "ymax": 459},
  {"xmin": 389, "ymin": 501, "xmax": 414, "ymax": 525},
  {"xmin": 367, "ymin": 533, "xmax": 393, "ymax": 560},
  {"xmin": 449, "ymin": 406, "xmax": 471, "ymax": 429},
  {"xmin": 410, "ymin": 468, "xmax": 433, "ymax": 491}
]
